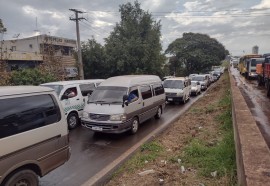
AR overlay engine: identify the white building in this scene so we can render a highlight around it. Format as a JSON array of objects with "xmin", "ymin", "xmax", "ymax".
[{"xmin": 0, "ymin": 34, "xmax": 78, "ymax": 78}]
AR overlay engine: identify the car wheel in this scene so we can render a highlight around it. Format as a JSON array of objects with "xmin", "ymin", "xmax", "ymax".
[
  {"xmin": 155, "ymin": 106, "xmax": 162, "ymax": 119},
  {"xmin": 4, "ymin": 169, "xmax": 38, "ymax": 186},
  {"xmin": 67, "ymin": 112, "xmax": 79, "ymax": 129},
  {"xmin": 130, "ymin": 117, "xmax": 139, "ymax": 134}
]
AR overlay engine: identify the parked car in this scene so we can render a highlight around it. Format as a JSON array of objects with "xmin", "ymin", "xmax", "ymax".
[
  {"xmin": 41, "ymin": 79, "xmax": 104, "ymax": 129},
  {"xmin": 191, "ymin": 81, "xmax": 201, "ymax": 96},
  {"xmin": 81, "ymin": 75, "xmax": 166, "ymax": 134},
  {"xmin": 0, "ymin": 86, "xmax": 70, "ymax": 186},
  {"xmin": 191, "ymin": 75, "xmax": 209, "ymax": 90},
  {"xmin": 163, "ymin": 77, "xmax": 191, "ymax": 104}
]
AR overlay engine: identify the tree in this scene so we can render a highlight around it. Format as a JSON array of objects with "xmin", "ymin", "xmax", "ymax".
[
  {"xmin": 104, "ymin": 1, "xmax": 165, "ymax": 77},
  {"xmin": 9, "ymin": 68, "xmax": 57, "ymax": 85},
  {"xmin": 0, "ymin": 19, "xmax": 7, "ymax": 33},
  {"xmin": 165, "ymin": 33, "xmax": 228, "ymax": 75},
  {"xmin": 81, "ymin": 38, "xmax": 109, "ymax": 78}
]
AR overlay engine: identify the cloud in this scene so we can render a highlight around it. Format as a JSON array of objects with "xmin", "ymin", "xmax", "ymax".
[{"xmin": 252, "ymin": 0, "xmax": 270, "ymax": 9}]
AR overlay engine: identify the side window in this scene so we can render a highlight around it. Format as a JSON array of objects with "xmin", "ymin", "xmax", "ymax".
[
  {"xmin": 63, "ymin": 87, "xmax": 77, "ymax": 98},
  {"xmin": 153, "ymin": 84, "xmax": 164, "ymax": 96},
  {"xmin": 79, "ymin": 83, "xmax": 95, "ymax": 96},
  {"xmin": 128, "ymin": 89, "xmax": 139, "ymax": 103},
  {"xmin": 140, "ymin": 86, "xmax": 152, "ymax": 100},
  {"xmin": 0, "ymin": 94, "xmax": 61, "ymax": 139}
]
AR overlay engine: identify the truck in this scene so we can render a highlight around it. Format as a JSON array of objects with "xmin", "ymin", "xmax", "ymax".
[
  {"xmin": 245, "ymin": 58, "xmax": 265, "ymax": 79},
  {"xmin": 238, "ymin": 54, "xmax": 262, "ymax": 76},
  {"xmin": 256, "ymin": 54, "xmax": 270, "ymax": 97}
]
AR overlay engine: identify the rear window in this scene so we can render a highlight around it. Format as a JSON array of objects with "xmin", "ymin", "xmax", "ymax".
[{"xmin": 0, "ymin": 94, "xmax": 61, "ymax": 139}]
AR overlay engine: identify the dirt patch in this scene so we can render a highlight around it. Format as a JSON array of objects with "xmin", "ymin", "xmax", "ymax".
[{"xmin": 106, "ymin": 72, "xmax": 235, "ymax": 186}]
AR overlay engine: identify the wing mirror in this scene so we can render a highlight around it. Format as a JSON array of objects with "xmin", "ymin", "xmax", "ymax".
[{"xmin": 122, "ymin": 95, "xmax": 129, "ymax": 107}]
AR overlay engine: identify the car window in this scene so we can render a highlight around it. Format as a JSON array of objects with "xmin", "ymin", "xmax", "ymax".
[
  {"xmin": 79, "ymin": 83, "xmax": 96, "ymax": 96},
  {"xmin": 140, "ymin": 86, "xmax": 152, "ymax": 100},
  {"xmin": 63, "ymin": 87, "xmax": 77, "ymax": 98},
  {"xmin": 0, "ymin": 94, "xmax": 61, "ymax": 139},
  {"xmin": 152, "ymin": 84, "xmax": 164, "ymax": 96},
  {"xmin": 128, "ymin": 89, "xmax": 139, "ymax": 103}
]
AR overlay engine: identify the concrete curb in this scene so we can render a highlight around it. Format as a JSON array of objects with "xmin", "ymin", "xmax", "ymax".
[
  {"xmin": 81, "ymin": 88, "xmax": 212, "ymax": 186},
  {"xmin": 229, "ymin": 69, "xmax": 270, "ymax": 186}
]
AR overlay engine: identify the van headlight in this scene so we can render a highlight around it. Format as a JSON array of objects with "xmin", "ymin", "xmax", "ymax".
[
  {"xmin": 177, "ymin": 92, "xmax": 183, "ymax": 96},
  {"xmin": 82, "ymin": 111, "xmax": 89, "ymax": 119},
  {"xmin": 110, "ymin": 114, "xmax": 127, "ymax": 122}
]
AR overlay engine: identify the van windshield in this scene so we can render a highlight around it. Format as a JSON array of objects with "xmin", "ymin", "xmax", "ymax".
[
  {"xmin": 163, "ymin": 80, "xmax": 184, "ymax": 89},
  {"xmin": 89, "ymin": 86, "xmax": 128, "ymax": 104},
  {"xmin": 192, "ymin": 76, "xmax": 205, "ymax": 81},
  {"xmin": 41, "ymin": 85, "xmax": 63, "ymax": 96}
]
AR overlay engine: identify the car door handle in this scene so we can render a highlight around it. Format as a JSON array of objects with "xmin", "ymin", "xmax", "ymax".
[{"xmin": 76, "ymin": 98, "xmax": 80, "ymax": 100}]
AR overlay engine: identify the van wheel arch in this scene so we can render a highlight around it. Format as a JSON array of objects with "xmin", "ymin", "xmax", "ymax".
[
  {"xmin": 67, "ymin": 111, "xmax": 79, "ymax": 129},
  {"xmin": 2, "ymin": 164, "xmax": 41, "ymax": 186}
]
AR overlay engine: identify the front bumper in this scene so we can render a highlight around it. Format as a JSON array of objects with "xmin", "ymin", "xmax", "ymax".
[
  {"xmin": 166, "ymin": 96, "xmax": 183, "ymax": 102},
  {"xmin": 81, "ymin": 119, "xmax": 133, "ymax": 133}
]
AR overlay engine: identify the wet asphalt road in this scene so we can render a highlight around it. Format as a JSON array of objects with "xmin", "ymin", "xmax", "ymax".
[
  {"xmin": 40, "ymin": 93, "xmax": 205, "ymax": 186},
  {"xmin": 231, "ymin": 67, "xmax": 270, "ymax": 148}
]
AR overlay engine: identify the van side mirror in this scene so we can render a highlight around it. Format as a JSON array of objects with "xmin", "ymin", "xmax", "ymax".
[
  {"xmin": 122, "ymin": 95, "xmax": 129, "ymax": 107},
  {"xmin": 61, "ymin": 94, "xmax": 69, "ymax": 100}
]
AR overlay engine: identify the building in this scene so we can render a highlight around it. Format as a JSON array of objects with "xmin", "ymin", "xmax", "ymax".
[
  {"xmin": 252, "ymin": 45, "xmax": 259, "ymax": 54},
  {"xmin": 0, "ymin": 34, "xmax": 78, "ymax": 78}
]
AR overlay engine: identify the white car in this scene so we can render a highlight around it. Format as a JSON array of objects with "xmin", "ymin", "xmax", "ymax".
[{"xmin": 191, "ymin": 81, "xmax": 201, "ymax": 96}]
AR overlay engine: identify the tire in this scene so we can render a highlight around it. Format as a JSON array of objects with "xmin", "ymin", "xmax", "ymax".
[
  {"xmin": 4, "ymin": 169, "xmax": 38, "ymax": 186},
  {"xmin": 155, "ymin": 106, "xmax": 162, "ymax": 119},
  {"xmin": 130, "ymin": 117, "xmax": 139, "ymax": 134},
  {"xmin": 67, "ymin": 112, "xmax": 79, "ymax": 129}
]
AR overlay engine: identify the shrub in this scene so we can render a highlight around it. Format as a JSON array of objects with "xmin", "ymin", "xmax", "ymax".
[{"xmin": 9, "ymin": 68, "xmax": 57, "ymax": 85}]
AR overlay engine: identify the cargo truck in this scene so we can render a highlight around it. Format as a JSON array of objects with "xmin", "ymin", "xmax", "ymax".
[{"xmin": 256, "ymin": 55, "xmax": 270, "ymax": 97}]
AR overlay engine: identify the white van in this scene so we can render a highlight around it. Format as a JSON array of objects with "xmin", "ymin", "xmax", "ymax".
[
  {"xmin": 163, "ymin": 77, "xmax": 191, "ymax": 104},
  {"xmin": 191, "ymin": 75, "xmax": 209, "ymax": 90},
  {"xmin": 81, "ymin": 75, "xmax": 166, "ymax": 134},
  {"xmin": 41, "ymin": 79, "xmax": 104, "ymax": 129},
  {"xmin": 0, "ymin": 86, "xmax": 70, "ymax": 186}
]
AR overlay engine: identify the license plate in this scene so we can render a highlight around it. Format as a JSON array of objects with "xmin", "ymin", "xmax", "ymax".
[
  {"xmin": 92, "ymin": 126, "xmax": 103, "ymax": 131},
  {"xmin": 168, "ymin": 98, "xmax": 173, "ymax": 101}
]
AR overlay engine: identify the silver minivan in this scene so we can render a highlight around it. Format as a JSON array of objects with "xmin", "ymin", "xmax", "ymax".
[
  {"xmin": 0, "ymin": 86, "xmax": 70, "ymax": 186},
  {"xmin": 81, "ymin": 75, "xmax": 166, "ymax": 134}
]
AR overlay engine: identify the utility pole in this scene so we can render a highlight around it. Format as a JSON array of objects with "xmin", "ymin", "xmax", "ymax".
[{"xmin": 69, "ymin": 9, "xmax": 85, "ymax": 80}]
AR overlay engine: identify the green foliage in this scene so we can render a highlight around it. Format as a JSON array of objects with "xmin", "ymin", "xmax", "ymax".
[
  {"xmin": 104, "ymin": 1, "xmax": 165, "ymax": 77},
  {"xmin": 181, "ymin": 83, "xmax": 236, "ymax": 183},
  {"xmin": 165, "ymin": 33, "xmax": 229, "ymax": 76},
  {"xmin": 9, "ymin": 68, "xmax": 57, "ymax": 85},
  {"xmin": 82, "ymin": 38, "xmax": 109, "ymax": 78},
  {"xmin": 112, "ymin": 141, "xmax": 164, "ymax": 176}
]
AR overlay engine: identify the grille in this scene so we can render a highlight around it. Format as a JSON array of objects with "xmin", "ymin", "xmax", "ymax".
[
  {"xmin": 166, "ymin": 93, "xmax": 177, "ymax": 96},
  {"xmin": 89, "ymin": 113, "xmax": 110, "ymax": 121}
]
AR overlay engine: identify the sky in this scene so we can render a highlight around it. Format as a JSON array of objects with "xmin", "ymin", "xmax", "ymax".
[{"xmin": 0, "ymin": 0, "xmax": 270, "ymax": 56}]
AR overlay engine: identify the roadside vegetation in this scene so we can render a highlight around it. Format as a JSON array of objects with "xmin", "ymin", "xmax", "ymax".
[{"xmin": 107, "ymin": 70, "xmax": 236, "ymax": 186}]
